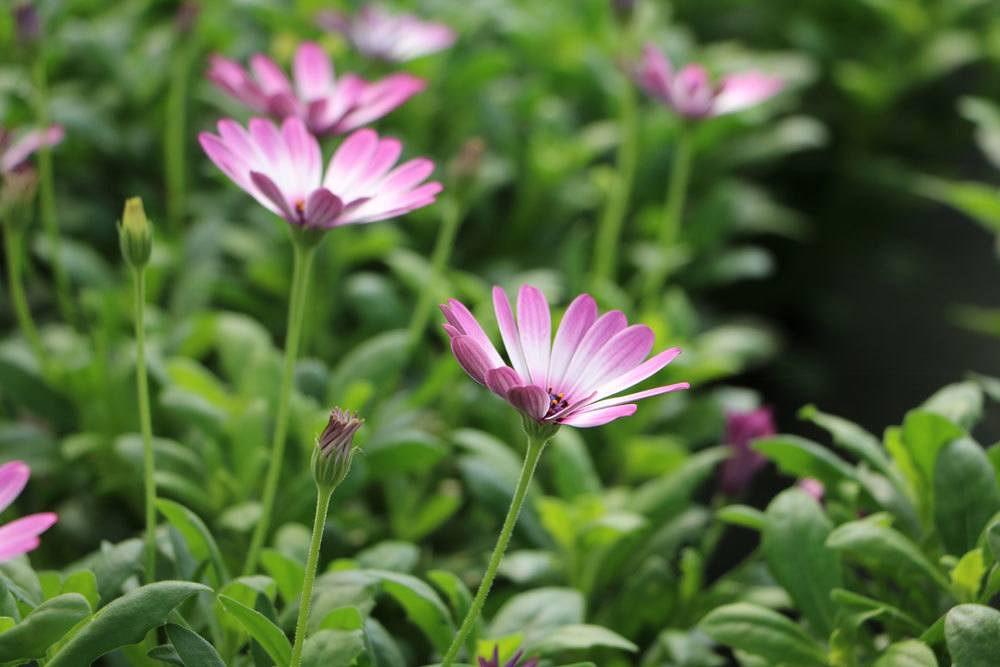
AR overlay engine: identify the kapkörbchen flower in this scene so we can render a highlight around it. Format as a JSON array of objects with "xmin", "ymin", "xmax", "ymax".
[
  {"xmin": 0, "ymin": 125, "xmax": 63, "ymax": 175},
  {"xmin": 718, "ymin": 407, "xmax": 775, "ymax": 496},
  {"xmin": 318, "ymin": 5, "xmax": 456, "ymax": 63},
  {"xmin": 0, "ymin": 461, "xmax": 57, "ymax": 562},
  {"xmin": 199, "ymin": 117, "xmax": 442, "ymax": 230},
  {"xmin": 479, "ymin": 645, "xmax": 538, "ymax": 667},
  {"xmin": 635, "ymin": 43, "xmax": 783, "ymax": 119},
  {"xmin": 207, "ymin": 42, "xmax": 424, "ymax": 136},
  {"xmin": 442, "ymin": 285, "xmax": 688, "ymax": 428}
]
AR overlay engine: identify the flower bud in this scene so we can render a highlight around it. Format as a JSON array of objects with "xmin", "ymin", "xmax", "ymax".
[
  {"xmin": 118, "ymin": 197, "xmax": 153, "ymax": 269},
  {"xmin": 311, "ymin": 408, "xmax": 363, "ymax": 490},
  {"xmin": 1, "ymin": 167, "xmax": 38, "ymax": 226},
  {"xmin": 448, "ymin": 137, "xmax": 486, "ymax": 190},
  {"xmin": 12, "ymin": 3, "xmax": 41, "ymax": 48}
]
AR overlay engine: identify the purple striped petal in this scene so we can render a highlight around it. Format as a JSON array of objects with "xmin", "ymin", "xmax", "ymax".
[
  {"xmin": 0, "ymin": 461, "xmax": 29, "ymax": 515},
  {"xmin": 635, "ymin": 43, "xmax": 674, "ymax": 103},
  {"xmin": 591, "ymin": 347, "xmax": 682, "ymax": 401},
  {"xmin": 507, "ymin": 385, "xmax": 549, "ymax": 420},
  {"xmin": 516, "ymin": 285, "xmax": 551, "ymax": 386},
  {"xmin": 451, "ymin": 336, "xmax": 494, "ymax": 384},
  {"xmin": 569, "ymin": 325, "xmax": 654, "ymax": 397},
  {"xmin": 547, "ymin": 293, "xmax": 597, "ymax": 392},
  {"xmin": 293, "ymin": 42, "xmax": 334, "ymax": 100},
  {"xmin": 0, "ymin": 512, "xmax": 57, "ymax": 562},
  {"xmin": 485, "ymin": 366, "xmax": 522, "ymax": 397},
  {"xmin": 713, "ymin": 72, "xmax": 784, "ymax": 116},
  {"xmin": 337, "ymin": 73, "xmax": 426, "ymax": 132},
  {"xmin": 281, "ymin": 117, "xmax": 322, "ymax": 191},
  {"xmin": 250, "ymin": 54, "xmax": 293, "ymax": 96},
  {"xmin": 1, "ymin": 125, "xmax": 64, "ymax": 173},
  {"xmin": 560, "ymin": 404, "xmax": 638, "ymax": 427},
  {"xmin": 324, "ymin": 128, "xmax": 379, "ymax": 194},
  {"xmin": 304, "ymin": 188, "xmax": 344, "ymax": 228},
  {"xmin": 250, "ymin": 171, "xmax": 295, "ymax": 221},
  {"xmin": 493, "ymin": 286, "xmax": 530, "ymax": 382},
  {"xmin": 440, "ymin": 299, "xmax": 505, "ymax": 368},
  {"xmin": 581, "ymin": 382, "xmax": 689, "ymax": 412},
  {"xmin": 558, "ymin": 310, "xmax": 627, "ymax": 397}
]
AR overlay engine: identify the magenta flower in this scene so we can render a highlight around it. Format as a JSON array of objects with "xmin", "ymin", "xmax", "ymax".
[
  {"xmin": 442, "ymin": 285, "xmax": 688, "ymax": 428},
  {"xmin": 479, "ymin": 645, "xmax": 538, "ymax": 667},
  {"xmin": 718, "ymin": 407, "xmax": 775, "ymax": 496},
  {"xmin": 318, "ymin": 5, "xmax": 456, "ymax": 63},
  {"xmin": 0, "ymin": 461, "xmax": 57, "ymax": 562},
  {"xmin": 0, "ymin": 125, "xmax": 63, "ymax": 175},
  {"xmin": 635, "ymin": 43, "xmax": 783, "ymax": 119},
  {"xmin": 207, "ymin": 42, "xmax": 424, "ymax": 137},
  {"xmin": 199, "ymin": 117, "xmax": 442, "ymax": 229}
]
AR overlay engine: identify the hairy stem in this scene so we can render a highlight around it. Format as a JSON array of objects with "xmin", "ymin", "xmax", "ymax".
[
  {"xmin": 289, "ymin": 484, "xmax": 334, "ymax": 667},
  {"xmin": 132, "ymin": 267, "xmax": 157, "ymax": 583},
  {"xmin": 243, "ymin": 240, "xmax": 317, "ymax": 575}
]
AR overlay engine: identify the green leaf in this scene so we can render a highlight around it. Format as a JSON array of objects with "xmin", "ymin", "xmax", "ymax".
[
  {"xmin": 165, "ymin": 623, "xmax": 226, "ymax": 667},
  {"xmin": 830, "ymin": 589, "xmax": 924, "ymax": 633},
  {"xmin": 0, "ymin": 593, "xmax": 91, "ymax": 662},
  {"xmin": 218, "ymin": 594, "xmax": 291, "ymax": 667},
  {"xmin": 157, "ymin": 499, "xmax": 230, "ymax": 586},
  {"xmin": 629, "ymin": 447, "xmax": 729, "ymax": 518},
  {"xmin": 365, "ymin": 429, "xmax": 447, "ymax": 477},
  {"xmin": 357, "ymin": 542, "xmax": 419, "ymax": 573},
  {"xmin": 945, "ymin": 604, "xmax": 1000, "ymax": 666},
  {"xmin": 528, "ymin": 624, "xmax": 637, "ymax": 654},
  {"xmin": 902, "ymin": 411, "xmax": 964, "ymax": 486},
  {"xmin": 762, "ymin": 489, "xmax": 842, "ymax": 635},
  {"xmin": 60, "ymin": 571, "xmax": 99, "ymax": 611},
  {"xmin": 548, "ymin": 430, "xmax": 601, "ymax": 499},
  {"xmin": 826, "ymin": 518, "xmax": 950, "ymax": 591},
  {"xmin": 366, "ymin": 570, "xmax": 455, "ymax": 653},
  {"xmin": 921, "ymin": 382, "xmax": 983, "ymax": 430},
  {"xmin": 753, "ymin": 435, "xmax": 855, "ymax": 489},
  {"xmin": 47, "ymin": 581, "xmax": 209, "ymax": 667},
  {"xmin": 362, "ymin": 618, "xmax": 406, "ymax": 667},
  {"xmin": 489, "ymin": 588, "xmax": 583, "ymax": 643},
  {"xmin": 950, "ymin": 549, "xmax": 987, "ymax": 602},
  {"xmin": 933, "ymin": 439, "xmax": 1000, "ymax": 555},
  {"xmin": 873, "ymin": 639, "xmax": 938, "ymax": 667},
  {"xmin": 798, "ymin": 404, "xmax": 893, "ymax": 476},
  {"xmin": 300, "ymin": 629, "xmax": 365, "ymax": 667},
  {"xmin": 427, "ymin": 570, "xmax": 473, "ymax": 638},
  {"xmin": 699, "ymin": 603, "xmax": 827, "ymax": 666},
  {"xmin": 717, "ymin": 505, "xmax": 766, "ymax": 531},
  {"xmin": 261, "ymin": 549, "xmax": 305, "ymax": 606}
]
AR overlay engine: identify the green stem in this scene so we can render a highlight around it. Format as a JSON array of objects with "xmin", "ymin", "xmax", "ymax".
[
  {"xmin": 165, "ymin": 40, "xmax": 193, "ymax": 230},
  {"xmin": 243, "ymin": 240, "xmax": 317, "ymax": 575},
  {"xmin": 3, "ymin": 225, "xmax": 47, "ymax": 371},
  {"xmin": 591, "ymin": 55, "xmax": 639, "ymax": 287},
  {"xmin": 407, "ymin": 197, "xmax": 463, "ymax": 351},
  {"xmin": 132, "ymin": 267, "xmax": 157, "ymax": 583},
  {"xmin": 440, "ymin": 434, "xmax": 547, "ymax": 667},
  {"xmin": 32, "ymin": 58, "xmax": 74, "ymax": 326},
  {"xmin": 642, "ymin": 126, "xmax": 694, "ymax": 307},
  {"xmin": 289, "ymin": 484, "xmax": 334, "ymax": 667}
]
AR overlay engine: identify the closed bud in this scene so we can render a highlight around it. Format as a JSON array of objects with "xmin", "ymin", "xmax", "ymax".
[
  {"xmin": 13, "ymin": 3, "xmax": 41, "ymax": 48},
  {"xmin": 118, "ymin": 197, "xmax": 153, "ymax": 268},
  {"xmin": 311, "ymin": 408, "xmax": 363, "ymax": 490},
  {"xmin": 1, "ymin": 167, "xmax": 38, "ymax": 226}
]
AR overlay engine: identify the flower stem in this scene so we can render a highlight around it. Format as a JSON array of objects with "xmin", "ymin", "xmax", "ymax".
[
  {"xmin": 440, "ymin": 434, "xmax": 547, "ymax": 667},
  {"xmin": 289, "ymin": 483, "xmax": 334, "ymax": 667},
  {"xmin": 642, "ymin": 125, "xmax": 694, "ymax": 307},
  {"xmin": 165, "ymin": 39, "xmax": 194, "ymax": 231},
  {"xmin": 3, "ymin": 225, "xmax": 47, "ymax": 371},
  {"xmin": 32, "ymin": 57, "xmax": 74, "ymax": 326},
  {"xmin": 131, "ymin": 266, "xmax": 157, "ymax": 583},
  {"xmin": 407, "ymin": 197, "xmax": 463, "ymax": 351},
  {"xmin": 243, "ymin": 240, "xmax": 317, "ymax": 576},
  {"xmin": 591, "ymin": 49, "xmax": 639, "ymax": 287}
]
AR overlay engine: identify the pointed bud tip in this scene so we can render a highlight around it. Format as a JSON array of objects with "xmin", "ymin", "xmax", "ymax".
[
  {"xmin": 312, "ymin": 407, "xmax": 364, "ymax": 489},
  {"xmin": 119, "ymin": 196, "xmax": 153, "ymax": 268}
]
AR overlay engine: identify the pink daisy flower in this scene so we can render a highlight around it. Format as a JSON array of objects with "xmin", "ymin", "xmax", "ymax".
[
  {"xmin": 207, "ymin": 42, "xmax": 424, "ymax": 136},
  {"xmin": 718, "ymin": 407, "xmax": 775, "ymax": 495},
  {"xmin": 318, "ymin": 5, "xmax": 456, "ymax": 63},
  {"xmin": 199, "ymin": 117, "xmax": 442, "ymax": 229},
  {"xmin": 0, "ymin": 125, "xmax": 63, "ymax": 174},
  {"xmin": 0, "ymin": 461, "xmax": 57, "ymax": 562},
  {"xmin": 635, "ymin": 43, "xmax": 783, "ymax": 119},
  {"xmin": 442, "ymin": 285, "xmax": 688, "ymax": 428}
]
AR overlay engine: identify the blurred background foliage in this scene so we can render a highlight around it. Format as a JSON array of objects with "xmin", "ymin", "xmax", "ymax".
[{"xmin": 1, "ymin": 0, "xmax": 1000, "ymax": 664}]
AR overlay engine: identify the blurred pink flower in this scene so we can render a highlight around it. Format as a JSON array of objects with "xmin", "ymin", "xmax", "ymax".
[
  {"xmin": 635, "ymin": 43, "xmax": 783, "ymax": 119},
  {"xmin": 0, "ymin": 125, "xmax": 63, "ymax": 174},
  {"xmin": 718, "ymin": 407, "xmax": 775, "ymax": 495},
  {"xmin": 442, "ymin": 285, "xmax": 688, "ymax": 428},
  {"xmin": 479, "ymin": 645, "xmax": 538, "ymax": 667},
  {"xmin": 319, "ymin": 5, "xmax": 456, "ymax": 63},
  {"xmin": 207, "ymin": 42, "xmax": 424, "ymax": 136},
  {"xmin": 0, "ymin": 461, "xmax": 57, "ymax": 562},
  {"xmin": 799, "ymin": 477, "xmax": 825, "ymax": 502},
  {"xmin": 199, "ymin": 117, "xmax": 441, "ymax": 229}
]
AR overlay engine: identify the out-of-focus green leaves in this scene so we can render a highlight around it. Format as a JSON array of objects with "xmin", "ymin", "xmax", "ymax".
[
  {"xmin": 699, "ymin": 603, "xmax": 827, "ymax": 666},
  {"xmin": 945, "ymin": 604, "xmax": 1000, "ymax": 665}
]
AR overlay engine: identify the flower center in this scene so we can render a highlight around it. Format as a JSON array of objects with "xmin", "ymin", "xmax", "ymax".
[
  {"xmin": 546, "ymin": 388, "xmax": 569, "ymax": 417},
  {"xmin": 294, "ymin": 198, "xmax": 306, "ymax": 215}
]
